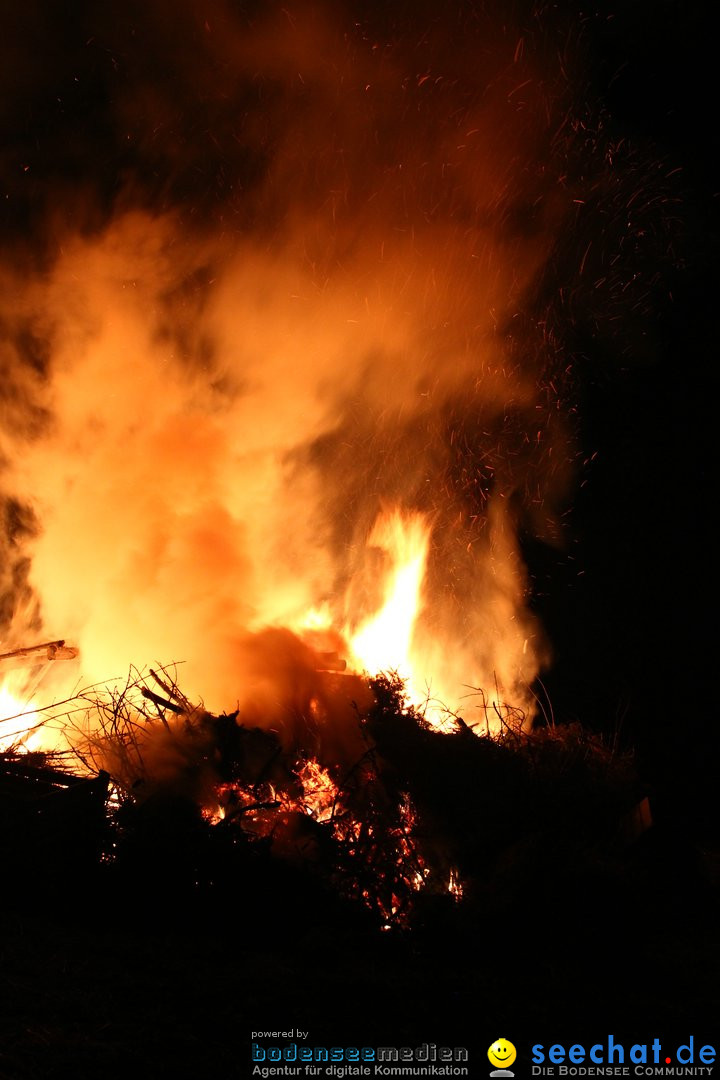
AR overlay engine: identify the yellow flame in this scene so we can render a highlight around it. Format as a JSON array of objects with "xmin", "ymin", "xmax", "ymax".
[
  {"xmin": 348, "ymin": 509, "xmax": 430, "ymax": 694},
  {"xmin": 0, "ymin": 677, "xmax": 41, "ymax": 752},
  {"xmin": 330, "ymin": 502, "xmax": 538, "ymax": 731},
  {"xmin": 298, "ymin": 605, "xmax": 334, "ymax": 632},
  {"xmin": 0, "ymin": 654, "xmax": 76, "ymax": 754}
]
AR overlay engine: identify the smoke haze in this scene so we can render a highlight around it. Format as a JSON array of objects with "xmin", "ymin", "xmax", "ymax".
[{"xmin": 1, "ymin": 1, "xmax": 659, "ymax": 722}]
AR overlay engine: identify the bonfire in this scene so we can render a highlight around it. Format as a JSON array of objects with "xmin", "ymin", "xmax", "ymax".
[{"xmin": 0, "ymin": 626, "xmax": 647, "ymax": 929}]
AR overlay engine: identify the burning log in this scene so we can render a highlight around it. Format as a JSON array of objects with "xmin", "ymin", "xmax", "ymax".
[
  {"xmin": 0, "ymin": 638, "xmax": 79, "ymax": 667},
  {"xmin": 313, "ymin": 651, "xmax": 347, "ymax": 673},
  {"xmin": 140, "ymin": 686, "xmax": 185, "ymax": 716},
  {"xmin": 148, "ymin": 667, "xmax": 194, "ymax": 712},
  {"xmin": 1, "ymin": 661, "xmax": 649, "ymax": 931}
]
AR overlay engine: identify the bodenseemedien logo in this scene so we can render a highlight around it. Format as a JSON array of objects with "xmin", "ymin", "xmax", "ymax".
[{"xmin": 489, "ymin": 1038, "xmax": 517, "ymax": 1077}]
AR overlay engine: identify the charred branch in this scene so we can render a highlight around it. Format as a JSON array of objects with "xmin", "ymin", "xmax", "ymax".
[{"xmin": 0, "ymin": 639, "xmax": 78, "ymax": 665}]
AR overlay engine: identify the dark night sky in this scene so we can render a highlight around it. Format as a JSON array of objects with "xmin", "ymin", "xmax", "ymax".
[{"xmin": 535, "ymin": 1, "xmax": 719, "ymax": 830}]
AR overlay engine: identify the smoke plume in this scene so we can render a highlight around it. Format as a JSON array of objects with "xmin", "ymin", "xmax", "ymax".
[{"xmin": 1, "ymin": 1, "xmax": 618, "ymax": 724}]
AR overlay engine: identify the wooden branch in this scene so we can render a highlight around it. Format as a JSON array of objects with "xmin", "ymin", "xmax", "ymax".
[
  {"xmin": 0, "ymin": 640, "xmax": 79, "ymax": 664},
  {"xmin": 140, "ymin": 687, "xmax": 184, "ymax": 715},
  {"xmin": 149, "ymin": 668, "xmax": 192, "ymax": 711},
  {"xmin": 314, "ymin": 651, "xmax": 347, "ymax": 672}
]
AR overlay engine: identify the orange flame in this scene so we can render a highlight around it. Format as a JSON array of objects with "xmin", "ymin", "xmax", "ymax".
[
  {"xmin": 297, "ymin": 758, "xmax": 338, "ymax": 822},
  {"xmin": 339, "ymin": 506, "xmax": 535, "ymax": 730},
  {"xmin": 348, "ymin": 509, "xmax": 430, "ymax": 691},
  {"xmin": 0, "ymin": 675, "xmax": 41, "ymax": 752}
]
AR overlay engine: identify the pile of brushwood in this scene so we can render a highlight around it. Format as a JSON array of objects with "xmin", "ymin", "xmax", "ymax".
[{"xmin": 0, "ymin": 669, "xmax": 655, "ymax": 934}]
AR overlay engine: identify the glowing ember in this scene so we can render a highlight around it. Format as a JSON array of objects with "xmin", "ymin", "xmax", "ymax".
[
  {"xmin": 297, "ymin": 758, "xmax": 338, "ymax": 823},
  {"xmin": 448, "ymin": 868, "xmax": 463, "ymax": 901}
]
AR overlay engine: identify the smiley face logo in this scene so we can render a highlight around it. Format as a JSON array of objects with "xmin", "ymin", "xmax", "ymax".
[{"xmin": 488, "ymin": 1039, "xmax": 517, "ymax": 1071}]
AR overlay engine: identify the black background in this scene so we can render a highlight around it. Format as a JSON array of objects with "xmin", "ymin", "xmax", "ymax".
[{"xmin": 534, "ymin": 0, "xmax": 718, "ymax": 835}]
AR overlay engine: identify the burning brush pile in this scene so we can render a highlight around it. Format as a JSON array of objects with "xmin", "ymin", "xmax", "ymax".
[
  {"xmin": 0, "ymin": 641, "xmax": 646, "ymax": 930},
  {"xmin": 0, "ymin": 0, "xmax": 675, "ymax": 944}
]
